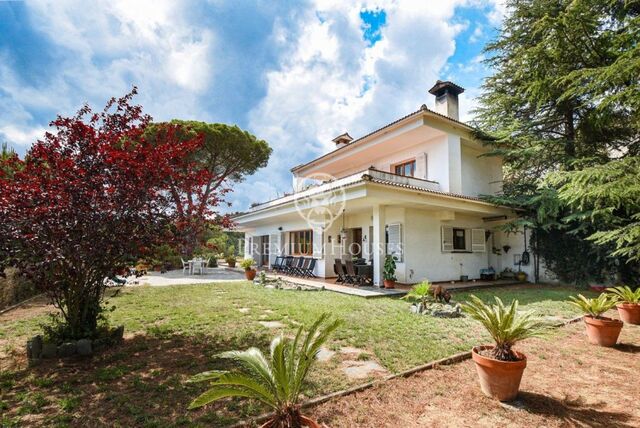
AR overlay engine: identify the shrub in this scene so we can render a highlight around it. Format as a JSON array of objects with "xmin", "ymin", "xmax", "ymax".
[
  {"xmin": 569, "ymin": 294, "xmax": 618, "ymax": 318},
  {"xmin": 240, "ymin": 258, "xmax": 255, "ymax": 271},
  {"xmin": 607, "ymin": 285, "xmax": 640, "ymax": 304},
  {"xmin": 402, "ymin": 281, "xmax": 432, "ymax": 307},
  {"xmin": 0, "ymin": 268, "xmax": 37, "ymax": 310},
  {"xmin": 462, "ymin": 295, "xmax": 546, "ymax": 361},
  {"xmin": 188, "ymin": 314, "xmax": 341, "ymax": 426}
]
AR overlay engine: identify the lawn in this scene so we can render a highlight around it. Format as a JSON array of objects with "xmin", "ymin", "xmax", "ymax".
[{"xmin": 0, "ymin": 282, "xmax": 589, "ymax": 427}]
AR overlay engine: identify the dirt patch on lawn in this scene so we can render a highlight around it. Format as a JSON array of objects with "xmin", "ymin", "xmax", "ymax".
[{"xmin": 311, "ymin": 318, "xmax": 640, "ymax": 427}]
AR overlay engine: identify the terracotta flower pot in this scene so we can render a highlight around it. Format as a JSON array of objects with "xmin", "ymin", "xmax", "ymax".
[
  {"xmin": 383, "ymin": 279, "xmax": 395, "ymax": 289},
  {"xmin": 617, "ymin": 303, "xmax": 640, "ymax": 325},
  {"xmin": 471, "ymin": 345, "xmax": 527, "ymax": 402},
  {"xmin": 583, "ymin": 315, "xmax": 623, "ymax": 347},
  {"xmin": 245, "ymin": 269, "xmax": 257, "ymax": 281},
  {"xmin": 259, "ymin": 414, "xmax": 319, "ymax": 428},
  {"xmin": 227, "ymin": 260, "xmax": 236, "ymax": 268}
]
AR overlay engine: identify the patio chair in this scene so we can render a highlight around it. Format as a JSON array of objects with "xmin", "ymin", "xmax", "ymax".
[
  {"xmin": 334, "ymin": 259, "xmax": 345, "ymax": 283},
  {"xmin": 281, "ymin": 256, "xmax": 294, "ymax": 274},
  {"xmin": 290, "ymin": 257, "xmax": 305, "ymax": 276},
  {"xmin": 203, "ymin": 258, "xmax": 211, "ymax": 274},
  {"xmin": 345, "ymin": 260, "xmax": 363, "ymax": 286},
  {"xmin": 296, "ymin": 258, "xmax": 311, "ymax": 276},
  {"xmin": 303, "ymin": 258, "xmax": 317, "ymax": 278},
  {"xmin": 271, "ymin": 256, "xmax": 284, "ymax": 272},
  {"xmin": 181, "ymin": 258, "xmax": 190, "ymax": 275}
]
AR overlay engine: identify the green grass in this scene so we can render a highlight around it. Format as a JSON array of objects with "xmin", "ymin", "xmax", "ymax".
[{"xmin": 0, "ymin": 282, "xmax": 588, "ymax": 426}]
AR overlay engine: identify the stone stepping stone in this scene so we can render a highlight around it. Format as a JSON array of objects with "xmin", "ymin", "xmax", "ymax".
[
  {"xmin": 316, "ymin": 347, "xmax": 335, "ymax": 362},
  {"xmin": 238, "ymin": 308, "xmax": 250, "ymax": 313},
  {"xmin": 338, "ymin": 346, "xmax": 365, "ymax": 355},
  {"xmin": 259, "ymin": 321, "xmax": 285, "ymax": 329},
  {"xmin": 341, "ymin": 360, "xmax": 388, "ymax": 380}
]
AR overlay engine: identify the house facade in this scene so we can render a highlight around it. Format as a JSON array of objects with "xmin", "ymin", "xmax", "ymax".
[{"xmin": 235, "ymin": 81, "xmax": 537, "ymax": 286}]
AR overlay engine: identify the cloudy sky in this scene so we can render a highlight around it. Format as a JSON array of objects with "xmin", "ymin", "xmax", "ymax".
[{"xmin": 0, "ymin": 0, "xmax": 505, "ymax": 211}]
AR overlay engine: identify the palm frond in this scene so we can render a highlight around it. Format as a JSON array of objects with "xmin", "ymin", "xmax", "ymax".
[
  {"xmin": 568, "ymin": 293, "xmax": 617, "ymax": 317},
  {"xmin": 607, "ymin": 286, "xmax": 640, "ymax": 304}
]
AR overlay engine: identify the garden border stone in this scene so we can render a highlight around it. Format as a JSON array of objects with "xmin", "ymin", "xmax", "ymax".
[{"xmin": 26, "ymin": 324, "xmax": 125, "ymax": 361}]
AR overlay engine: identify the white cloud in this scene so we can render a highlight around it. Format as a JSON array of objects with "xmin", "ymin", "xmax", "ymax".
[
  {"xmin": 243, "ymin": 0, "xmax": 473, "ymax": 203},
  {"xmin": 0, "ymin": 125, "xmax": 47, "ymax": 147}
]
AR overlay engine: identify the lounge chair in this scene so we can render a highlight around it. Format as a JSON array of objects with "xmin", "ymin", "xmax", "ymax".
[
  {"xmin": 271, "ymin": 256, "xmax": 284, "ymax": 272},
  {"xmin": 334, "ymin": 259, "xmax": 345, "ymax": 283},
  {"xmin": 303, "ymin": 258, "xmax": 316, "ymax": 278}
]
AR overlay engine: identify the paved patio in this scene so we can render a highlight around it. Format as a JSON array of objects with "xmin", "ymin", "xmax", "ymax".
[
  {"xmin": 264, "ymin": 274, "xmax": 407, "ymax": 298},
  {"xmin": 128, "ymin": 268, "xmax": 245, "ymax": 286}
]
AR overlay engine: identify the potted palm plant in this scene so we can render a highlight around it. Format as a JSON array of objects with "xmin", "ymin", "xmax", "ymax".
[
  {"xmin": 383, "ymin": 255, "xmax": 397, "ymax": 289},
  {"xmin": 240, "ymin": 258, "xmax": 257, "ymax": 281},
  {"xmin": 462, "ymin": 295, "xmax": 546, "ymax": 401},
  {"xmin": 188, "ymin": 314, "xmax": 341, "ymax": 428},
  {"xmin": 607, "ymin": 286, "xmax": 640, "ymax": 325},
  {"xmin": 225, "ymin": 255, "xmax": 236, "ymax": 268},
  {"xmin": 568, "ymin": 294, "xmax": 622, "ymax": 347}
]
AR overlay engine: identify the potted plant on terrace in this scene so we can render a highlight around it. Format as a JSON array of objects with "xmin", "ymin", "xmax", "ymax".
[
  {"xmin": 462, "ymin": 295, "xmax": 546, "ymax": 401},
  {"xmin": 383, "ymin": 255, "xmax": 397, "ymax": 289},
  {"xmin": 569, "ymin": 294, "xmax": 622, "ymax": 347},
  {"xmin": 188, "ymin": 314, "xmax": 341, "ymax": 428},
  {"xmin": 225, "ymin": 255, "xmax": 236, "ymax": 268},
  {"xmin": 607, "ymin": 286, "xmax": 640, "ymax": 324},
  {"xmin": 241, "ymin": 258, "xmax": 257, "ymax": 281}
]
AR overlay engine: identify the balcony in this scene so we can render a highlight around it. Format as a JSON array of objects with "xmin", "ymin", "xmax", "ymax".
[{"xmin": 247, "ymin": 168, "xmax": 441, "ymax": 212}]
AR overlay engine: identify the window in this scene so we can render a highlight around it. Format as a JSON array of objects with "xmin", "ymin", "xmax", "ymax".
[
  {"xmin": 441, "ymin": 226, "xmax": 486, "ymax": 253},
  {"xmin": 290, "ymin": 230, "xmax": 313, "ymax": 255},
  {"xmin": 393, "ymin": 160, "xmax": 416, "ymax": 177},
  {"xmin": 385, "ymin": 223, "xmax": 403, "ymax": 261},
  {"xmin": 453, "ymin": 228, "xmax": 466, "ymax": 251}
]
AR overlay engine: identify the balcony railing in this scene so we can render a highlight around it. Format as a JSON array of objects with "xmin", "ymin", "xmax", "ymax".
[{"xmin": 248, "ymin": 168, "xmax": 441, "ymax": 212}]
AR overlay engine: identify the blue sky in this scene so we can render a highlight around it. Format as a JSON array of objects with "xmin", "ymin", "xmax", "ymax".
[{"xmin": 0, "ymin": 0, "xmax": 505, "ymax": 212}]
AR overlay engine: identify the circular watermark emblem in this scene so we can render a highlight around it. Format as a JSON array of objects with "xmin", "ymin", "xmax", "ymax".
[{"xmin": 293, "ymin": 172, "xmax": 346, "ymax": 232}]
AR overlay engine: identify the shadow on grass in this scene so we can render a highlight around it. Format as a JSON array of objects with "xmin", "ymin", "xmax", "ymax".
[
  {"xmin": 455, "ymin": 284, "xmax": 597, "ymax": 306},
  {"xmin": 1, "ymin": 331, "xmax": 272, "ymax": 427},
  {"xmin": 518, "ymin": 391, "xmax": 636, "ymax": 428},
  {"xmin": 614, "ymin": 342, "xmax": 640, "ymax": 354}
]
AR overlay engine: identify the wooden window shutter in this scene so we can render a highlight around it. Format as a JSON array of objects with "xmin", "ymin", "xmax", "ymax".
[
  {"xmin": 441, "ymin": 226, "xmax": 454, "ymax": 252},
  {"xmin": 386, "ymin": 223, "xmax": 403, "ymax": 261},
  {"xmin": 471, "ymin": 228, "xmax": 486, "ymax": 252}
]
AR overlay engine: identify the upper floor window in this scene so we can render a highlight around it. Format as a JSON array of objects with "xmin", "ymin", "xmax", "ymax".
[
  {"xmin": 394, "ymin": 160, "xmax": 416, "ymax": 177},
  {"xmin": 290, "ymin": 230, "xmax": 313, "ymax": 255}
]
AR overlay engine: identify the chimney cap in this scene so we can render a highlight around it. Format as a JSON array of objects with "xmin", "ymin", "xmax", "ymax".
[
  {"xmin": 332, "ymin": 132, "xmax": 353, "ymax": 144},
  {"xmin": 428, "ymin": 80, "xmax": 465, "ymax": 97}
]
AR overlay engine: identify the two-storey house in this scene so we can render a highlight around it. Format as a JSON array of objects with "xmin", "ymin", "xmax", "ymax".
[{"xmin": 235, "ymin": 81, "xmax": 533, "ymax": 286}]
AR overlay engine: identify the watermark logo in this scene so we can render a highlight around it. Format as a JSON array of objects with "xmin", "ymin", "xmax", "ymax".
[{"xmin": 293, "ymin": 172, "xmax": 346, "ymax": 232}]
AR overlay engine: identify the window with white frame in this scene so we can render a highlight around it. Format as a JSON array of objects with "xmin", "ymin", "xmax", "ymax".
[
  {"xmin": 385, "ymin": 223, "xmax": 403, "ymax": 261},
  {"xmin": 441, "ymin": 226, "xmax": 485, "ymax": 253}
]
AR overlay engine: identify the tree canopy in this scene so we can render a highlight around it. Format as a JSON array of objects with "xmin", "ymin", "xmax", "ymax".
[
  {"xmin": 144, "ymin": 120, "xmax": 271, "ymax": 255},
  {"xmin": 475, "ymin": 0, "xmax": 640, "ymax": 283}
]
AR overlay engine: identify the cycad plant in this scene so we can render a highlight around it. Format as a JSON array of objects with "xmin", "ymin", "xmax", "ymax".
[
  {"xmin": 607, "ymin": 286, "xmax": 640, "ymax": 304},
  {"xmin": 462, "ymin": 295, "xmax": 546, "ymax": 361},
  {"xmin": 568, "ymin": 294, "xmax": 617, "ymax": 318},
  {"xmin": 188, "ymin": 314, "xmax": 341, "ymax": 427},
  {"xmin": 402, "ymin": 280, "xmax": 432, "ymax": 307}
]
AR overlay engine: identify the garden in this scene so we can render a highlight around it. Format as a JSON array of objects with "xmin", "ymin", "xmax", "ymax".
[{"xmin": 4, "ymin": 281, "xmax": 634, "ymax": 427}]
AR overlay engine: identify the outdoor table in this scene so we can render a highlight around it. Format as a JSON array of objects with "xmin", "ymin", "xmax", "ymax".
[
  {"xmin": 355, "ymin": 264, "xmax": 373, "ymax": 285},
  {"xmin": 188, "ymin": 259, "xmax": 206, "ymax": 275}
]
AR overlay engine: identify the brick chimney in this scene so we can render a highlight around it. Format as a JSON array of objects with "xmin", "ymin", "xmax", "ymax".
[
  {"xmin": 332, "ymin": 132, "xmax": 353, "ymax": 148},
  {"xmin": 428, "ymin": 80, "xmax": 464, "ymax": 121}
]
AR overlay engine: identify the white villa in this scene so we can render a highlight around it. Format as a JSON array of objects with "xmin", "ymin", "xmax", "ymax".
[{"xmin": 236, "ymin": 81, "xmax": 536, "ymax": 286}]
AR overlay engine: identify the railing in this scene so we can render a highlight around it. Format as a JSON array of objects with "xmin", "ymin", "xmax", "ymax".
[{"xmin": 247, "ymin": 169, "xmax": 441, "ymax": 212}]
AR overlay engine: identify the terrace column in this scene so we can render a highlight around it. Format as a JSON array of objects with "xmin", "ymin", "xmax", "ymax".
[{"xmin": 372, "ymin": 204, "xmax": 385, "ymax": 287}]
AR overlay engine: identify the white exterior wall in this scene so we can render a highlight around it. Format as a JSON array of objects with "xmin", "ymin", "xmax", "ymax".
[
  {"xmin": 461, "ymin": 145, "xmax": 503, "ymax": 197},
  {"xmin": 404, "ymin": 208, "xmax": 491, "ymax": 283}
]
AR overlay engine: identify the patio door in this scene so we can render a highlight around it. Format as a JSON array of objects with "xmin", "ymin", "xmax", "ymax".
[{"xmin": 261, "ymin": 235, "xmax": 270, "ymax": 266}]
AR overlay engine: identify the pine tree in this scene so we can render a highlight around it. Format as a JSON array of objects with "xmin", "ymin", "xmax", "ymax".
[{"xmin": 475, "ymin": 0, "xmax": 640, "ymax": 283}]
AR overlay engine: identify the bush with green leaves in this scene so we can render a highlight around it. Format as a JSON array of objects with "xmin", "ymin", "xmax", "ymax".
[
  {"xmin": 462, "ymin": 295, "xmax": 546, "ymax": 361},
  {"xmin": 568, "ymin": 294, "xmax": 617, "ymax": 318},
  {"xmin": 383, "ymin": 255, "xmax": 397, "ymax": 281},
  {"xmin": 240, "ymin": 258, "xmax": 255, "ymax": 271},
  {"xmin": 402, "ymin": 281, "xmax": 432, "ymax": 307},
  {"xmin": 188, "ymin": 314, "xmax": 341, "ymax": 426},
  {"xmin": 607, "ymin": 286, "xmax": 640, "ymax": 304}
]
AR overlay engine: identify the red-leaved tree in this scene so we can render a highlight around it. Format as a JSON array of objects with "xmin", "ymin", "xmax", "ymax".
[{"xmin": 0, "ymin": 89, "xmax": 207, "ymax": 340}]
